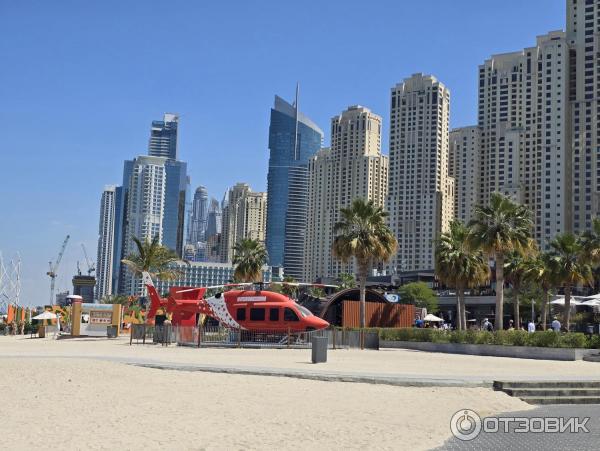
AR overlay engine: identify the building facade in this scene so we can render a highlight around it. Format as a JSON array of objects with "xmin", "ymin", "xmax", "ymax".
[
  {"xmin": 96, "ymin": 185, "xmax": 118, "ymax": 301},
  {"xmin": 477, "ymin": 31, "xmax": 570, "ymax": 249},
  {"xmin": 266, "ymin": 93, "xmax": 323, "ymax": 279},
  {"xmin": 188, "ymin": 185, "xmax": 209, "ymax": 244},
  {"xmin": 387, "ymin": 74, "xmax": 454, "ymax": 272},
  {"xmin": 449, "ymin": 126, "xmax": 481, "ymax": 224},
  {"xmin": 148, "ymin": 113, "xmax": 179, "ymax": 160},
  {"xmin": 220, "ymin": 183, "xmax": 267, "ymax": 263},
  {"xmin": 122, "ymin": 155, "xmax": 188, "ymax": 295},
  {"xmin": 153, "ymin": 261, "xmax": 272, "ymax": 294},
  {"xmin": 568, "ymin": 0, "xmax": 599, "ymax": 234},
  {"xmin": 304, "ymin": 105, "xmax": 388, "ymax": 281}
]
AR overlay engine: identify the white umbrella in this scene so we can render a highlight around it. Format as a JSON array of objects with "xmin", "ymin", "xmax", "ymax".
[
  {"xmin": 550, "ymin": 298, "xmax": 581, "ymax": 306},
  {"xmin": 583, "ymin": 293, "xmax": 600, "ymax": 300},
  {"xmin": 32, "ymin": 311, "xmax": 57, "ymax": 320},
  {"xmin": 423, "ymin": 313, "xmax": 443, "ymax": 322}
]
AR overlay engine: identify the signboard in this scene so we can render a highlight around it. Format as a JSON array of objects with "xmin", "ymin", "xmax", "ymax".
[
  {"xmin": 90, "ymin": 310, "xmax": 112, "ymax": 325},
  {"xmin": 237, "ymin": 296, "xmax": 267, "ymax": 303},
  {"xmin": 384, "ymin": 293, "xmax": 400, "ymax": 303}
]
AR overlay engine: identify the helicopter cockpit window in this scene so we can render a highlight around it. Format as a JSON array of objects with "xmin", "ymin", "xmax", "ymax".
[
  {"xmin": 296, "ymin": 305, "xmax": 313, "ymax": 318},
  {"xmin": 284, "ymin": 307, "xmax": 299, "ymax": 322}
]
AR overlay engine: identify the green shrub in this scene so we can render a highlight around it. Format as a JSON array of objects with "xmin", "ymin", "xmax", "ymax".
[
  {"xmin": 378, "ymin": 327, "xmax": 591, "ymax": 348},
  {"xmin": 558, "ymin": 333, "xmax": 588, "ymax": 349},
  {"xmin": 589, "ymin": 335, "xmax": 600, "ymax": 349}
]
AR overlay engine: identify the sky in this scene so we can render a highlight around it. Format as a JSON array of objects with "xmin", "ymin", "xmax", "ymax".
[{"xmin": 0, "ymin": 0, "xmax": 565, "ymax": 306}]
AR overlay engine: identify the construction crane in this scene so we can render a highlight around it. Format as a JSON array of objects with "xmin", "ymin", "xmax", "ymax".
[
  {"xmin": 47, "ymin": 235, "xmax": 70, "ymax": 304},
  {"xmin": 80, "ymin": 244, "xmax": 95, "ymax": 276}
]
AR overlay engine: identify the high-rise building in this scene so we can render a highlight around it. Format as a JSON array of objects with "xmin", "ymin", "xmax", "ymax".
[
  {"xmin": 122, "ymin": 155, "xmax": 188, "ymax": 294},
  {"xmin": 304, "ymin": 105, "xmax": 388, "ymax": 281},
  {"xmin": 188, "ymin": 185, "xmax": 209, "ymax": 244},
  {"xmin": 387, "ymin": 74, "xmax": 454, "ymax": 272},
  {"xmin": 96, "ymin": 185, "xmax": 118, "ymax": 301},
  {"xmin": 205, "ymin": 197, "xmax": 222, "ymax": 239},
  {"xmin": 220, "ymin": 183, "xmax": 267, "ymax": 263},
  {"xmin": 449, "ymin": 127, "xmax": 481, "ymax": 224},
  {"xmin": 477, "ymin": 31, "xmax": 570, "ymax": 249},
  {"xmin": 266, "ymin": 91, "xmax": 323, "ymax": 279},
  {"xmin": 148, "ymin": 113, "xmax": 179, "ymax": 160},
  {"xmin": 567, "ymin": 1, "xmax": 598, "ymax": 234}
]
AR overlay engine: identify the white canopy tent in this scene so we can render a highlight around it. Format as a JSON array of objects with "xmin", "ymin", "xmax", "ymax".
[
  {"xmin": 31, "ymin": 311, "xmax": 57, "ymax": 320},
  {"xmin": 423, "ymin": 313, "xmax": 443, "ymax": 322},
  {"xmin": 550, "ymin": 298, "xmax": 582, "ymax": 306}
]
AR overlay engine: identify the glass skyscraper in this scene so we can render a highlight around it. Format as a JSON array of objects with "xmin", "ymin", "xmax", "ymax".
[
  {"xmin": 266, "ymin": 92, "xmax": 323, "ymax": 280},
  {"xmin": 148, "ymin": 113, "xmax": 179, "ymax": 159}
]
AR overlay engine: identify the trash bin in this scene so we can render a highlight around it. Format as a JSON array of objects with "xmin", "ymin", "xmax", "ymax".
[
  {"xmin": 311, "ymin": 336, "xmax": 328, "ymax": 363},
  {"xmin": 107, "ymin": 325, "xmax": 118, "ymax": 338},
  {"xmin": 587, "ymin": 325, "xmax": 594, "ymax": 335},
  {"xmin": 38, "ymin": 325, "xmax": 45, "ymax": 338}
]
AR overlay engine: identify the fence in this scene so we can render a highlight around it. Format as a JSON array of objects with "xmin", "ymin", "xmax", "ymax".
[{"xmin": 130, "ymin": 324, "xmax": 379, "ymax": 349}]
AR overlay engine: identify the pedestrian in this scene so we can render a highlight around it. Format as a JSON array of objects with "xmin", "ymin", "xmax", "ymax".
[
  {"xmin": 527, "ymin": 320, "xmax": 535, "ymax": 333},
  {"xmin": 551, "ymin": 316, "xmax": 561, "ymax": 332},
  {"xmin": 508, "ymin": 319, "xmax": 515, "ymax": 330},
  {"xmin": 482, "ymin": 318, "xmax": 493, "ymax": 332}
]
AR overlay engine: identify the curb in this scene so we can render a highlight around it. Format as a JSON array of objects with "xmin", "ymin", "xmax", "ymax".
[{"xmin": 130, "ymin": 362, "xmax": 493, "ymax": 388}]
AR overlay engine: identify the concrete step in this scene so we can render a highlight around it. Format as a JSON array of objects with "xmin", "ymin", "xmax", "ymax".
[
  {"xmin": 503, "ymin": 387, "xmax": 600, "ymax": 397},
  {"xmin": 494, "ymin": 380, "xmax": 600, "ymax": 390},
  {"xmin": 518, "ymin": 396, "xmax": 600, "ymax": 405}
]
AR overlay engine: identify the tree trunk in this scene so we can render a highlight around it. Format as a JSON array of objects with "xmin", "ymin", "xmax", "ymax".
[
  {"xmin": 458, "ymin": 288, "xmax": 466, "ymax": 331},
  {"xmin": 357, "ymin": 263, "xmax": 368, "ymax": 350},
  {"xmin": 495, "ymin": 253, "xmax": 505, "ymax": 330},
  {"xmin": 455, "ymin": 289, "xmax": 462, "ymax": 330},
  {"xmin": 513, "ymin": 287, "xmax": 520, "ymax": 329},
  {"xmin": 541, "ymin": 289, "xmax": 549, "ymax": 331},
  {"xmin": 564, "ymin": 284, "xmax": 571, "ymax": 333}
]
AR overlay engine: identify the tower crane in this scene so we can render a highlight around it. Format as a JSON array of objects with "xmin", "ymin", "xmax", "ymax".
[
  {"xmin": 47, "ymin": 235, "xmax": 70, "ymax": 304},
  {"xmin": 81, "ymin": 244, "xmax": 95, "ymax": 276}
]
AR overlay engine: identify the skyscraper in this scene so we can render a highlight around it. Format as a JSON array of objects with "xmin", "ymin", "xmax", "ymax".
[
  {"xmin": 387, "ymin": 74, "xmax": 454, "ymax": 272},
  {"xmin": 188, "ymin": 185, "xmax": 209, "ymax": 244},
  {"xmin": 266, "ymin": 90, "xmax": 323, "ymax": 279},
  {"xmin": 568, "ymin": 1, "xmax": 598, "ymax": 234},
  {"xmin": 304, "ymin": 106, "xmax": 388, "ymax": 281},
  {"xmin": 148, "ymin": 113, "xmax": 179, "ymax": 159},
  {"xmin": 221, "ymin": 183, "xmax": 267, "ymax": 263},
  {"xmin": 122, "ymin": 155, "xmax": 188, "ymax": 294},
  {"xmin": 96, "ymin": 185, "xmax": 118, "ymax": 300},
  {"xmin": 205, "ymin": 197, "xmax": 222, "ymax": 238},
  {"xmin": 449, "ymin": 126, "xmax": 481, "ymax": 224}
]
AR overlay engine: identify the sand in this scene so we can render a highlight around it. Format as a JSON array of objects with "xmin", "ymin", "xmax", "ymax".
[{"xmin": 0, "ymin": 336, "xmax": 545, "ymax": 450}]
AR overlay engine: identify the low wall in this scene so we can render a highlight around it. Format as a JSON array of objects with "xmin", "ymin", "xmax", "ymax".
[{"xmin": 380, "ymin": 340, "xmax": 598, "ymax": 361}]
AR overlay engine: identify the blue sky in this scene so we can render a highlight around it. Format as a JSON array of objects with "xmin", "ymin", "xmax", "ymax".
[{"xmin": 0, "ymin": 0, "xmax": 565, "ymax": 305}]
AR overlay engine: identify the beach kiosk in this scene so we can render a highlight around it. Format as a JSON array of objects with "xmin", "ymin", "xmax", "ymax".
[{"xmin": 70, "ymin": 296, "xmax": 121, "ymax": 337}]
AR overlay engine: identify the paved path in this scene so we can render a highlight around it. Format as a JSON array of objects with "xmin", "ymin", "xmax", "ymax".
[{"xmin": 436, "ymin": 405, "xmax": 600, "ymax": 450}]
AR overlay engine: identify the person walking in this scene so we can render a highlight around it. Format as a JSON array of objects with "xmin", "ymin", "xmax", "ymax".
[
  {"xmin": 482, "ymin": 318, "xmax": 493, "ymax": 332},
  {"xmin": 551, "ymin": 317, "xmax": 561, "ymax": 332},
  {"xmin": 527, "ymin": 320, "xmax": 535, "ymax": 333}
]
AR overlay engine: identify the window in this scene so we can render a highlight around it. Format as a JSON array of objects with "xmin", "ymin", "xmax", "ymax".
[
  {"xmin": 284, "ymin": 308, "xmax": 299, "ymax": 322},
  {"xmin": 236, "ymin": 308, "xmax": 246, "ymax": 321},
  {"xmin": 250, "ymin": 308, "xmax": 265, "ymax": 321},
  {"xmin": 269, "ymin": 308, "xmax": 279, "ymax": 321}
]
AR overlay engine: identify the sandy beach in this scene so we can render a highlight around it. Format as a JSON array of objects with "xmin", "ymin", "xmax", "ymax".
[{"xmin": 0, "ymin": 336, "xmax": 558, "ymax": 450}]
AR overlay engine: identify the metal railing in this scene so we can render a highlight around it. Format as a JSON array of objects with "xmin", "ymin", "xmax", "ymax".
[{"xmin": 130, "ymin": 324, "xmax": 379, "ymax": 349}]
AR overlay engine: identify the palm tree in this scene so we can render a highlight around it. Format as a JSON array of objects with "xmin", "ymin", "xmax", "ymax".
[
  {"xmin": 281, "ymin": 275, "xmax": 298, "ymax": 298},
  {"xmin": 332, "ymin": 198, "xmax": 397, "ymax": 330},
  {"xmin": 468, "ymin": 193, "xmax": 534, "ymax": 330},
  {"xmin": 504, "ymin": 251, "xmax": 533, "ymax": 328},
  {"xmin": 580, "ymin": 217, "xmax": 600, "ymax": 292},
  {"xmin": 121, "ymin": 235, "xmax": 182, "ymax": 282},
  {"xmin": 435, "ymin": 220, "xmax": 489, "ymax": 330},
  {"xmin": 522, "ymin": 252, "xmax": 556, "ymax": 330},
  {"xmin": 337, "ymin": 273, "xmax": 357, "ymax": 290},
  {"xmin": 232, "ymin": 239, "xmax": 268, "ymax": 283},
  {"xmin": 547, "ymin": 233, "xmax": 594, "ymax": 332}
]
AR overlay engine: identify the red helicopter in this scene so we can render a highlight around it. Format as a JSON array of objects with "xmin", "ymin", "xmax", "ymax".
[{"xmin": 142, "ymin": 272, "xmax": 331, "ymax": 332}]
